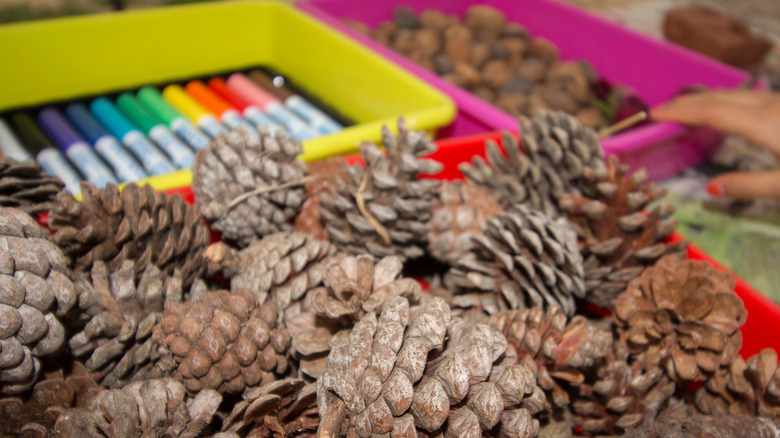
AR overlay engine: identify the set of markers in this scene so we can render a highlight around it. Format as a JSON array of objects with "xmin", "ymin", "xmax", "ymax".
[{"xmin": 0, "ymin": 70, "xmax": 344, "ymax": 196}]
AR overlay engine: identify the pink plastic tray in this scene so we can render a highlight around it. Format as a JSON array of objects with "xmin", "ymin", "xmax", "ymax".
[{"xmin": 297, "ymin": 0, "xmax": 755, "ymax": 180}]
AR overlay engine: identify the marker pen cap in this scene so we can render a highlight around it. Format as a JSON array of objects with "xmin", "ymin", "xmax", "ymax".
[
  {"xmin": 116, "ymin": 93, "xmax": 159, "ymax": 134},
  {"xmin": 37, "ymin": 108, "xmax": 83, "ymax": 153},
  {"xmin": 207, "ymin": 78, "xmax": 251, "ymax": 111},
  {"xmin": 11, "ymin": 113, "xmax": 55, "ymax": 154},
  {"xmin": 0, "ymin": 119, "xmax": 32, "ymax": 161},
  {"xmin": 65, "ymin": 103, "xmax": 109, "ymax": 144},
  {"xmin": 185, "ymin": 81, "xmax": 234, "ymax": 117},
  {"xmin": 90, "ymin": 98, "xmax": 136, "ymax": 139},
  {"xmin": 162, "ymin": 85, "xmax": 211, "ymax": 123},
  {"xmin": 137, "ymin": 87, "xmax": 180, "ymax": 125},
  {"xmin": 247, "ymin": 70, "xmax": 290, "ymax": 101},
  {"xmin": 226, "ymin": 73, "xmax": 277, "ymax": 108}
]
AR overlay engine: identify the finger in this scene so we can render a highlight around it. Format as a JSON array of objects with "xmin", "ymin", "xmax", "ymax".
[
  {"xmin": 652, "ymin": 98, "xmax": 761, "ymax": 137},
  {"xmin": 707, "ymin": 89, "xmax": 775, "ymax": 106},
  {"xmin": 708, "ymin": 170, "xmax": 780, "ymax": 200}
]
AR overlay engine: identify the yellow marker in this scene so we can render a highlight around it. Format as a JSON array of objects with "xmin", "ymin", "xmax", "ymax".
[{"xmin": 162, "ymin": 84, "xmax": 226, "ymax": 138}]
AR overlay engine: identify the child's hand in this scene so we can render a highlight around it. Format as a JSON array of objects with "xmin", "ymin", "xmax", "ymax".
[{"xmin": 652, "ymin": 90, "xmax": 780, "ymax": 199}]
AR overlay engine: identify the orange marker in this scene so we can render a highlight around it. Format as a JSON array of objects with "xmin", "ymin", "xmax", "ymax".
[{"xmin": 186, "ymin": 81, "xmax": 280, "ymax": 135}]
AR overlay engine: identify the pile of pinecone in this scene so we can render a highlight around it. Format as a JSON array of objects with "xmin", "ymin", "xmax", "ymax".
[{"xmin": 0, "ymin": 114, "xmax": 776, "ymax": 438}]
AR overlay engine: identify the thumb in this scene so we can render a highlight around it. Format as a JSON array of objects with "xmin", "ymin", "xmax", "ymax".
[{"xmin": 707, "ymin": 170, "xmax": 780, "ymax": 200}]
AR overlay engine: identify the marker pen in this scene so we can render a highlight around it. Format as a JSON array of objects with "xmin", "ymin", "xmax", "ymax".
[
  {"xmin": 65, "ymin": 103, "xmax": 148, "ymax": 183},
  {"xmin": 221, "ymin": 75, "xmax": 316, "ymax": 140},
  {"xmin": 117, "ymin": 93, "xmax": 194, "ymax": 169},
  {"xmin": 248, "ymin": 70, "xmax": 343, "ymax": 135},
  {"xmin": 0, "ymin": 118, "xmax": 32, "ymax": 161},
  {"xmin": 185, "ymin": 80, "xmax": 267, "ymax": 136},
  {"xmin": 37, "ymin": 108, "xmax": 118, "ymax": 188},
  {"xmin": 11, "ymin": 113, "xmax": 82, "ymax": 195},
  {"xmin": 90, "ymin": 98, "xmax": 175, "ymax": 176},
  {"xmin": 137, "ymin": 87, "xmax": 211, "ymax": 150},
  {"xmin": 162, "ymin": 85, "xmax": 226, "ymax": 139}
]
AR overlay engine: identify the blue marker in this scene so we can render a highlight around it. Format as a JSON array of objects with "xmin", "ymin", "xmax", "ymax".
[
  {"xmin": 65, "ymin": 103, "xmax": 148, "ymax": 183},
  {"xmin": 90, "ymin": 98, "xmax": 175, "ymax": 176},
  {"xmin": 37, "ymin": 108, "xmax": 117, "ymax": 188},
  {"xmin": 11, "ymin": 113, "xmax": 83, "ymax": 195},
  {"xmin": 0, "ymin": 118, "xmax": 32, "ymax": 161}
]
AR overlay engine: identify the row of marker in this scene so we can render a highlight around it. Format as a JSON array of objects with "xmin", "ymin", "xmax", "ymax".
[{"xmin": 0, "ymin": 70, "xmax": 344, "ymax": 195}]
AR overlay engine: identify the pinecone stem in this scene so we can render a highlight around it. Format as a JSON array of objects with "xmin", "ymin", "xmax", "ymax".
[
  {"xmin": 356, "ymin": 165, "xmax": 391, "ymax": 245},
  {"xmin": 317, "ymin": 398, "xmax": 347, "ymax": 438},
  {"xmin": 221, "ymin": 176, "xmax": 312, "ymax": 215}
]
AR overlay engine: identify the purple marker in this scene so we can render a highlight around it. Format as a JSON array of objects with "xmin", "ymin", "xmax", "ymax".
[{"xmin": 38, "ymin": 108, "xmax": 118, "ymax": 188}]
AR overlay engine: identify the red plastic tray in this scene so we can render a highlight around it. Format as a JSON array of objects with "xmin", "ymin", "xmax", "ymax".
[{"xmin": 165, "ymin": 132, "xmax": 779, "ymax": 358}]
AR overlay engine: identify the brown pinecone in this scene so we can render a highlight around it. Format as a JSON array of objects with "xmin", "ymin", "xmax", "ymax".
[
  {"xmin": 221, "ymin": 378, "xmax": 318, "ymax": 437},
  {"xmin": 52, "ymin": 377, "xmax": 222, "ymax": 437},
  {"xmin": 49, "ymin": 182, "xmax": 210, "ymax": 288},
  {"xmin": 444, "ymin": 205, "xmax": 585, "ymax": 317},
  {"xmin": 294, "ymin": 157, "xmax": 349, "ymax": 240},
  {"xmin": 0, "ymin": 207, "xmax": 79, "ymax": 395},
  {"xmin": 287, "ymin": 254, "xmax": 421, "ymax": 379},
  {"xmin": 204, "ymin": 232, "xmax": 339, "ymax": 324},
  {"xmin": 622, "ymin": 414, "xmax": 780, "ymax": 438},
  {"xmin": 559, "ymin": 155, "xmax": 686, "ymax": 308},
  {"xmin": 573, "ymin": 341, "xmax": 676, "ymax": 435},
  {"xmin": 193, "ymin": 126, "xmax": 307, "ymax": 247},
  {"xmin": 67, "ymin": 260, "xmax": 187, "ymax": 388},
  {"xmin": 319, "ymin": 118, "xmax": 443, "ymax": 259},
  {"xmin": 614, "ymin": 255, "xmax": 747, "ymax": 383},
  {"xmin": 427, "ymin": 180, "xmax": 503, "ymax": 265},
  {"xmin": 0, "ymin": 362, "xmax": 102, "ymax": 438},
  {"xmin": 152, "ymin": 288, "xmax": 291, "ymax": 394},
  {"xmin": 459, "ymin": 111, "xmax": 605, "ymax": 218},
  {"xmin": 0, "ymin": 158, "xmax": 64, "ymax": 216},
  {"xmin": 484, "ymin": 306, "xmax": 613, "ymax": 409},
  {"xmin": 695, "ymin": 348, "xmax": 780, "ymax": 422}
]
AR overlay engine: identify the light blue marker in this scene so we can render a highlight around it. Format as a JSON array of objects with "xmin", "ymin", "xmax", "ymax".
[
  {"xmin": 90, "ymin": 98, "xmax": 175, "ymax": 176},
  {"xmin": 65, "ymin": 103, "xmax": 148, "ymax": 183}
]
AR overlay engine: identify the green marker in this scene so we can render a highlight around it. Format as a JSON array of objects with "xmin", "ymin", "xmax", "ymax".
[
  {"xmin": 137, "ymin": 87, "xmax": 210, "ymax": 150},
  {"xmin": 117, "ymin": 93, "xmax": 193, "ymax": 169}
]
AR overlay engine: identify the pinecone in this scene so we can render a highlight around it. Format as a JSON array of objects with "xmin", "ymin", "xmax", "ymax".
[
  {"xmin": 193, "ymin": 126, "xmax": 307, "ymax": 247},
  {"xmin": 427, "ymin": 180, "xmax": 503, "ymax": 265},
  {"xmin": 484, "ymin": 306, "xmax": 613, "ymax": 409},
  {"xmin": 49, "ymin": 182, "xmax": 210, "ymax": 288},
  {"xmin": 695, "ymin": 348, "xmax": 780, "ymax": 422},
  {"xmin": 204, "ymin": 231, "xmax": 338, "ymax": 323},
  {"xmin": 444, "ymin": 205, "xmax": 585, "ymax": 317},
  {"xmin": 459, "ymin": 111, "xmax": 605, "ymax": 217},
  {"xmin": 0, "ymin": 362, "xmax": 102, "ymax": 438},
  {"xmin": 622, "ymin": 414, "xmax": 780, "ymax": 438},
  {"xmin": 614, "ymin": 255, "xmax": 747, "ymax": 383},
  {"xmin": 559, "ymin": 155, "xmax": 686, "ymax": 308},
  {"xmin": 52, "ymin": 378, "xmax": 222, "ymax": 437},
  {"xmin": 67, "ymin": 260, "xmax": 186, "ymax": 388},
  {"xmin": 573, "ymin": 341, "xmax": 676, "ymax": 435},
  {"xmin": 152, "ymin": 288, "xmax": 291, "ymax": 394},
  {"xmin": 221, "ymin": 378, "xmax": 318, "ymax": 437},
  {"xmin": 319, "ymin": 118, "xmax": 443, "ymax": 259},
  {"xmin": 0, "ymin": 158, "xmax": 64, "ymax": 216},
  {"xmin": 0, "ymin": 207, "xmax": 79, "ymax": 395},
  {"xmin": 294, "ymin": 157, "xmax": 349, "ymax": 240},
  {"xmin": 288, "ymin": 254, "xmax": 421, "ymax": 379}
]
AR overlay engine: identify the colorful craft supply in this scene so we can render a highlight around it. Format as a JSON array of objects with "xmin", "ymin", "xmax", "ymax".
[
  {"xmin": 90, "ymin": 98, "xmax": 176, "ymax": 175},
  {"xmin": 65, "ymin": 103, "xmax": 148, "ymax": 183},
  {"xmin": 37, "ymin": 108, "xmax": 117, "ymax": 188},
  {"xmin": 248, "ymin": 70, "xmax": 343, "ymax": 135},
  {"xmin": 11, "ymin": 113, "xmax": 83, "ymax": 195},
  {"xmin": 184, "ymin": 80, "xmax": 272, "ymax": 135},
  {"xmin": 162, "ymin": 85, "xmax": 226, "ymax": 138},
  {"xmin": 117, "ymin": 93, "xmax": 194, "ymax": 169},
  {"xmin": 0, "ymin": 118, "xmax": 32, "ymax": 161},
  {"xmin": 136, "ymin": 87, "xmax": 211, "ymax": 150}
]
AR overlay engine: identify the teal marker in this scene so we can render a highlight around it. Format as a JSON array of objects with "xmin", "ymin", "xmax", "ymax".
[
  {"xmin": 117, "ymin": 93, "xmax": 194, "ymax": 169},
  {"xmin": 137, "ymin": 87, "xmax": 211, "ymax": 150},
  {"xmin": 90, "ymin": 98, "xmax": 175, "ymax": 176}
]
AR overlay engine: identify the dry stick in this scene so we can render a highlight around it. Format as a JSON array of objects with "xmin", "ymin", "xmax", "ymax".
[
  {"xmin": 220, "ymin": 176, "xmax": 312, "ymax": 215},
  {"xmin": 316, "ymin": 398, "xmax": 348, "ymax": 438},
  {"xmin": 356, "ymin": 166, "xmax": 392, "ymax": 245},
  {"xmin": 598, "ymin": 111, "xmax": 648, "ymax": 139}
]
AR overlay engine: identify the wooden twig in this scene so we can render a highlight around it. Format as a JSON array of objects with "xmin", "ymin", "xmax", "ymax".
[
  {"xmin": 221, "ymin": 176, "xmax": 311, "ymax": 214},
  {"xmin": 598, "ymin": 111, "xmax": 648, "ymax": 139},
  {"xmin": 355, "ymin": 167, "xmax": 391, "ymax": 245},
  {"xmin": 316, "ymin": 398, "xmax": 348, "ymax": 438}
]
